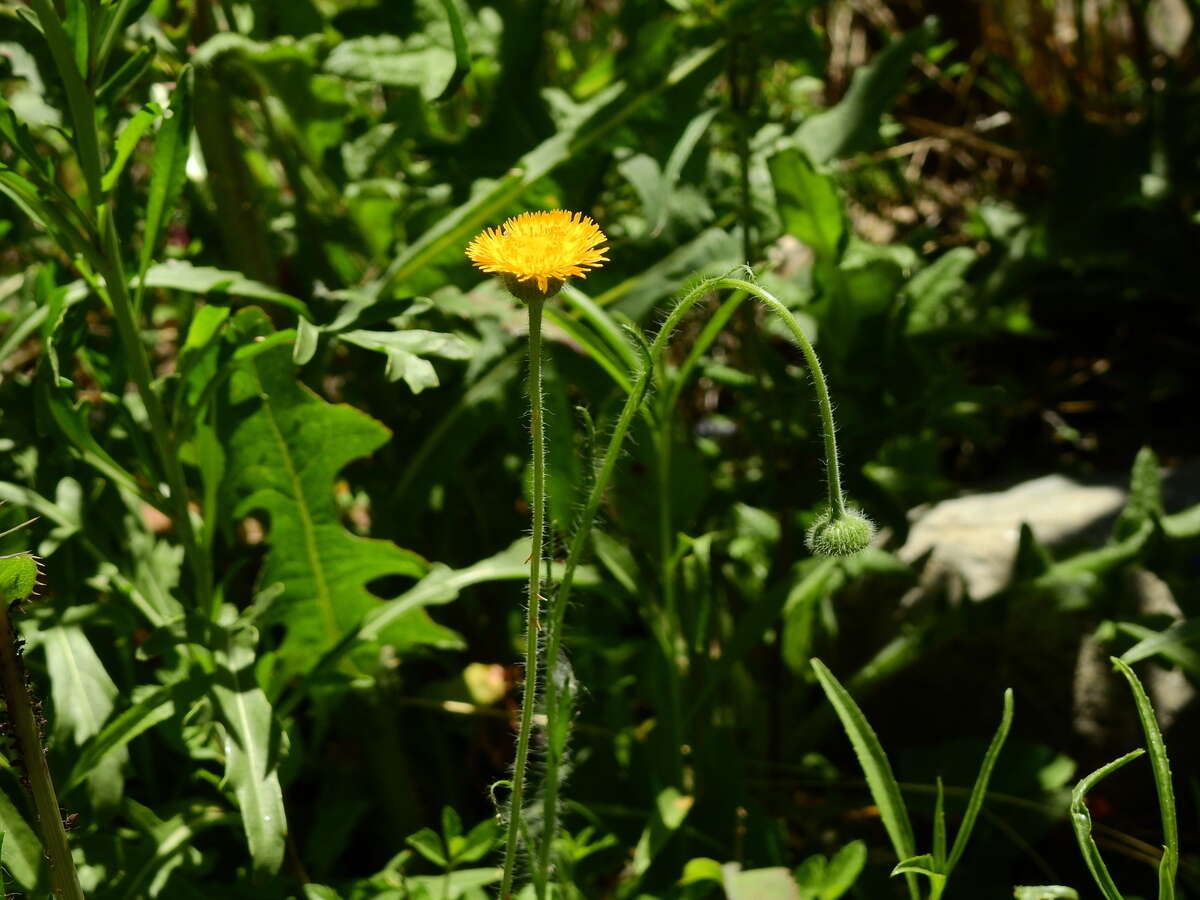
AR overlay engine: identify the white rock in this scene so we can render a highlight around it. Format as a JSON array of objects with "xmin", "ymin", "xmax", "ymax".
[{"xmin": 898, "ymin": 474, "xmax": 1126, "ymax": 599}]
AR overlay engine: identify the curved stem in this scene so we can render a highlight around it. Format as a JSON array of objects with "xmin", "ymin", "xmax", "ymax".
[
  {"xmin": 500, "ymin": 299, "xmax": 547, "ymax": 900},
  {"xmin": 536, "ymin": 272, "xmax": 850, "ymax": 879},
  {"xmin": 721, "ymin": 277, "xmax": 845, "ymax": 517}
]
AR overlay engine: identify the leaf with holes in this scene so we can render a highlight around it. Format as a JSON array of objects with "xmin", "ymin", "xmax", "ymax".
[{"xmin": 218, "ymin": 309, "xmax": 428, "ymax": 675}]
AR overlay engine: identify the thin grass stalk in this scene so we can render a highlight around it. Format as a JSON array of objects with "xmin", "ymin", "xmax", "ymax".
[{"xmin": 500, "ymin": 298, "xmax": 548, "ymax": 900}]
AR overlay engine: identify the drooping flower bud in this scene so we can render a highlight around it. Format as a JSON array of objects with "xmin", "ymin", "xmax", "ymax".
[{"xmin": 805, "ymin": 506, "xmax": 875, "ymax": 557}]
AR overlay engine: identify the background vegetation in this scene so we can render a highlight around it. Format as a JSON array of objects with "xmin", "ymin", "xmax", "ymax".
[{"xmin": 0, "ymin": 0, "xmax": 1198, "ymax": 897}]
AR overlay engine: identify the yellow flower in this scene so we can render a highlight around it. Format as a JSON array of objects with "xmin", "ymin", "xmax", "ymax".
[{"xmin": 466, "ymin": 210, "xmax": 608, "ymax": 302}]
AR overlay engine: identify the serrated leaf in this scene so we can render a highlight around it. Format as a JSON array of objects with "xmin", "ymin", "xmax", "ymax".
[{"xmin": 219, "ymin": 311, "xmax": 428, "ymax": 671}]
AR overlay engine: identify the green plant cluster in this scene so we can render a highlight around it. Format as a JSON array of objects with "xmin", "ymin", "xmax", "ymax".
[{"xmin": 1, "ymin": 1, "xmax": 1199, "ymax": 899}]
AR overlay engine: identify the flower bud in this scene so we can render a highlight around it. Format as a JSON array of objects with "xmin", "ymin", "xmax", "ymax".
[{"xmin": 805, "ymin": 507, "xmax": 875, "ymax": 557}]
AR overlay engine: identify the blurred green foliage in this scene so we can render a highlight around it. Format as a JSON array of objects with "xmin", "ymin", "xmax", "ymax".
[{"xmin": 1, "ymin": 0, "xmax": 1199, "ymax": 898}]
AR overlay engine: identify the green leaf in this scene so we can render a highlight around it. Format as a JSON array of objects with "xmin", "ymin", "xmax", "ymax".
[
  {"xmin": 65, "ymin": 676, "xmax": 207, "ymax": 791},
  {"xmin": 796, "ymin": 19, "xmax": 938, "ymax": 164},
  {"xmin": 0, "ymin": 785, "xmax": 45, "ymax": 892},
  {"xmin": 433, "ymin": 0, "xmax": 471, "ymax": 101},
  {"xmin": 1113, "ymin": 447, "xmax": 1163, "ymax": 541},
  {"xmin": 137, "ymin": 68, "xmax": 193, "ymax": 301},
  {"xmin": 1111, "ymin": 658, "xmax": 1177, "ymax": 898},
  {"xmin": 0, "ymin": 554, "xmax": 39, "ymax": 602},
  {"xmin": 451, "ymin": 817, "xmax": 500, "ymax": 865},
  {"xmin": 629, "ymin": 788, "xmax": 694, "ymax": 883},
  {"xmin": 769, "ymin": 149, "xmax": 845, "ymax": 260},
  {"xmin": 38, "ymin": 623, "xmax": 127, "ymax": 806},
  {"xmin": 27, "ymin": 0, "xmax": 104, "ymax": 204},
  {"xmin": 37, "ymin": 372, "xmax": 148, "ymax": 502},
  {"xmin": 682, "ymin": 857, "xmax": 725, "ymax": 885},
  {"xmin": 406, "ymin": 827, "xmax": 448, "ymax": 867},
  {"xmin": 96, "ymin": 42, "xmax": 156, "ymax": 108},
  {"xmin": 724, "ymin": 866, "xmax": 801, "ymax": 900},
  {"xmin": 1071, "ymin": 748, "xmax": 1145, "ymax": 900},
  {"xmin": 810, "ymin": 658, "xmax": 919, "ymax": 900},
  {"xmin": 211, "ymin": 620, "xmax": 288, "ymax": 875},
  {"xmin": 1118, "ymin": 620, "xmax": 1200, "ymax": 675},
  {"xmin": 891, "ymin": 853, "xmax": 943, "ymax": 880},
  {"xmin": 820, "ymin": 841, "xmax": 866, "ymax": 899},
  {"xmin": 946, "ymin": 688, "xmax": 1014, "ymax": 874},
  {"xmin": 37, "ymin": 625, "xmax": 118, "ymax": 744},
  {"xmin": 325, "ymin": 34, "xmax": 457, "ymax": 100},
  {"xmin": 102, "ymin": 102, "xmax": 161, "ymax": 193},
  {"xmin": 1013, "ymin": 888, "xmax": 1080, "ymax": 900},
  {"xmin": 141, "ymin": 261, "xmax": 306, "ymax": 317},
  {"xmin": 339, "ymin": 328, "xmax": 470, "ymax": 393},
  {"xmin": 406, "ymin": 867, "xmax": 501, "ymax": 898},
  {"xmin": 932, "ymin": 777, "xmax": 947, "ymax": 867},
  {"xmin": 1162, "ymin": 501, "xmax": 1200, "ymax": 539},
  {"xmin": 219, "ymin": 311, "xmax": 427, "ymax": 671},
  {"xmin": 903, "ymin": 247, "xmax": 977, "ymax": 335}
]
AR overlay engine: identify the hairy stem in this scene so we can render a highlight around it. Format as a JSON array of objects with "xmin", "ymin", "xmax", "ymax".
[
  {"xmin": 0, "ymin": 599, "xmax": 85, "ymax": 900},
  {"xmin": 537, "ymin": 271, "xmax": 850, "ymax": 871},
  {"xmin": 500, "ymin": 299, "xmax": 547, "ymax": 899}
]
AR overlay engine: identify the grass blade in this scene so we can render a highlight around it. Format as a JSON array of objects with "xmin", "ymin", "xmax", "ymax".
[
  {"xmin": 811, "ymin": 658, "xmax": 919, "ymax": 900},
  {"xmin": 1111, "ymin": 658, "xmax": 1177, "ymax": 898}
]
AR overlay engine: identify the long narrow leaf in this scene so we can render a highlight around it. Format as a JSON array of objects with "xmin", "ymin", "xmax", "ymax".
[
  {"xmin": 811, "ymin": 658, "xmax": 919, "ymax": 900},
  {"xmin": 27, "ymin": 0, "xmax": 104, "ymax": 205},
  {"xmin": 1071, "ymin": 748, "xmax": 1145, "ymax": 900},
  {"xmin": 137, "ymin": 69, "xmax": 194, "ymax": 308},
  {"xmin": 945, "ymin": 688, "xmax": 1014, "ymax": 873},
  {"xmin": 1111, "ymin": 658, "xmax": 1177, "ymax": 898}
]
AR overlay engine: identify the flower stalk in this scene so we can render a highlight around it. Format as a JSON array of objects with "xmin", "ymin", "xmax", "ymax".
[
  {"xmin": 499, "ymin": 297, "xmax": 548, "ymax": 900},
  {"xmin": 536, "ymin": 271, "xmax": 872, "ymax": 885}
]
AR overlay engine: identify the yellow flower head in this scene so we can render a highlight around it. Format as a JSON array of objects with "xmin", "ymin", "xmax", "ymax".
[{"xmin": 466, "ymin": 210, "xmax": 608, "ymax": 302}]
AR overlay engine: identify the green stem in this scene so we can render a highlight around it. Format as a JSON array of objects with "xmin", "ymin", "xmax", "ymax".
[
  {"xmin": 500, "ymin": 299, "xmax": 547, "ymax": 900},
  {"xmin": 0, "ymin": 601, "xmax": 85, "ymax": 900},
  {"xmin": 722, "ymin": 277, "xmax": 845, "ymax": 517},
  {"xmin": 537, "ymin": 272, "xmax": 850, "ymax": 878}
]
